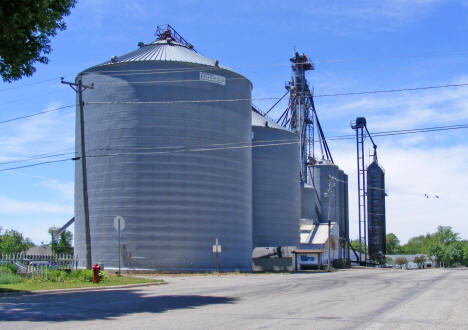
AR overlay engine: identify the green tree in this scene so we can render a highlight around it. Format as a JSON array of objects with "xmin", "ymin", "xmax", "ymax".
[
  {"xmin": 50, "ymin": 230, "xmax": 73, "ymax": 255},
  {"xmin": 429, "ymin": 243, "xmax": 447, "ymax": 267},
  {"xmin": 433, "ymin": 226, "xmax": 459, "ymax": 245},
  {"xmin": 413, "ymin": 255, "xmax": 427, "ymax": 269},
  {"xmin": 394, "ymin": 257, "xmax": 408, "ymax": 269},
  {"xmin": 0, "ymin": 0, "xmax": 76, "ymax": 82},
  {"xmin": 400, "ymin": 234, "xmax": 433, "ymax": 254},
  {"xmin": 446, "ymin": 241, "xmax": 464, "ymax": 267},
  {"xmin": 386, "ymin": 233, "xmax": 400, "ymax": 254},
  {"xmin": 350, "ymin": 239, "xmax": 367, "ymax": 254},
  {"xmin": 462, "ymin": 241, "xmax": 468, "ymax": 266},
  {"xmin": 0, "ymin": 229, "xmax": 34, "ymax": 254}
]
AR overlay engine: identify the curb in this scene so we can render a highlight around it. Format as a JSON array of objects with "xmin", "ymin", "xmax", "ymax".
[{"xmin": 0, "ymin": 281, "xmax": 166, "ymax": 297}]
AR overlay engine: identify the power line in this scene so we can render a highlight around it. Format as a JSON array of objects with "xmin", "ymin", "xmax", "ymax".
[
  {"xmin": 1, "ymin": 81, "xmax": 467, "ymax": 125},
  {"xmin": 0, "ymin": 151, "xmax": 76, "ymax": 165},
  {"xmin": 0, "ymin": 105, "xmax": 74, "ymax": 124},
  {"xmin": 83, "ymin": 49, "xmax": 468, "ymax": 75},
  {"xmin": 86, "ymin": 82, "xmax": 468, "ymax": 105},
  {"xmin": 325, "ymin": 123, "xmax": 468, "ymax": 141},
  {"xmin": 314, "ymin": 83, "xmax": 468, "ymax": 98},
  {"xmin": 4, "ymin": 122, "xmax": 468, "ymax": 169},
  {"xmin": 2, "ymin": 123, "xmax": 468, "ymax": 166},
  {"xmin": 0, "ymin": 158, "xmax": 73, "ymax": 172},
  {"xmin": 0, "ymin": 141, "xmax": 300, "ymax": 172},
  {"xmin": 2, "ymin": 122, "xmax": 468, "ymax": 172},
  {"xmin": 2, "ymin": 48, "xmax": 468, "ymax": 93},
  {"xmin": 0, "ymin": 138, "xmax": 292, "ymax": 164},
  {"xmin": 0, "ymin": 77, "xmax": 60, "ymax": 93}
]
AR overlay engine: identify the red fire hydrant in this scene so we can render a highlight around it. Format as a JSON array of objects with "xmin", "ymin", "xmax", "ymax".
[{"xmin": 92, "ymin": 264, "xmax": 101, "ymax": 283}]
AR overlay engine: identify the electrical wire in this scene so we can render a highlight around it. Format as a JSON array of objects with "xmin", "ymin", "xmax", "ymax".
[
  {"xmin": 0, "ymin": 77, "xmax": 60, "ymax": 93},
  {"xmin": 0, "ymin": 105, "xmax": 74, "ymax": 124},
  {"xmin": 85, "ymin": 82, "xmax": 468, "ymax": 105},
  {"xmin": 0, "ymin": 158, "xmax": 73, "ymax": 172},
  {"xmin": 0, "ymin": 151, "xmax": 76, "ymax": 165},
  {"xmin": 2, "ymin": 48, "xmax": 468, "ymax": 93},
  {"xmin": 324, "ymin": 123, "xmax": 468, "ymax": 141},
  {"xmin": 0, "ymin": 140, "xmax": 301, "ymax": 172},
  {"xmin": 3, "ymin": 122, "xmax": 468, "ymax": 171},
  {"xmin": 0, "ymin": 138, "xmax": 296, "ymax": 165},
  {"xmin": 82, "ymin": 49, "xmax": 468, "ymax": 75},
  {"xmin": 1, "ymin": 81, "xmax": 467, "ymax": 125},
  {"xmin": 314, "ymin": 83, "xmax": 468, "ymax": 98}
]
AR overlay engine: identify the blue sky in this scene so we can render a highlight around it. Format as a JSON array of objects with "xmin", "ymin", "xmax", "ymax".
[{"xmin": 1, "ymin": 0, "xmax": 468, "ymax": 244}]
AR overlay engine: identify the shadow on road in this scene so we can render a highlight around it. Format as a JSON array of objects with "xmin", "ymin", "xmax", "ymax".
[{"xmin": 0, "ymin": 289, "xmax": 237, "ymax": 322}]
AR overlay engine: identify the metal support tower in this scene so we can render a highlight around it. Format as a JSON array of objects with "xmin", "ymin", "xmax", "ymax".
[
  {"xmin": 351, "ymin": 117, "xmax": 377, "ymax": 265},
  {"xmin": 277, "ymin": 52, "xmax": 333, "ymax": 184}
]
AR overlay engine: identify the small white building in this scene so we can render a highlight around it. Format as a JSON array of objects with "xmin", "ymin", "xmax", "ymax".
[
  {"xmin": 386, "ymin": 254, "xmax": 434, "ymax": 269},
  {"xmin": 298, "ymin": 219, "xmax": 340, "ymax": 268}
]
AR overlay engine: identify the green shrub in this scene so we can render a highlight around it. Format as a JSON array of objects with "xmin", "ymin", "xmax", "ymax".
[
  {"xmin": 332, "ymin": 259, "xmax": 350, "ymax": 269},
  {"xmin": 98, "ymin": 270, "xmax": 108, "ymax": 282},
  {"xmin": 0, "ymin": 263, "xmax": 18, "ymax": 274},
  {"xmin": 394, "ymin": 257, "xmax": 408, "ymax": 268},
  {"xmin": 0, "ymin": 269, "xmax": 22, "ymax": 284},
  {"xmin": 69, "ymin": 269, "xmax": 94, "ymax": 282}
]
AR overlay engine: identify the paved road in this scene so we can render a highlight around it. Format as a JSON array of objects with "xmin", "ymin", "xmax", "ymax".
[{"xmin": 1, "ymin": 268, "xmax": 467, "ymax": 329}]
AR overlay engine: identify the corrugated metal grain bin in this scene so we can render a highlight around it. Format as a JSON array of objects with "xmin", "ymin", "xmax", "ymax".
[
  {"xmin": 74, "ymin": 36, "xmax": 253, "ymax": 271},
  {"xmin": 367, "ymin": 158, "xmax": 386, "ymax": 263},
  {"xmin": 251, "ymin": 111, "xmax": 300, "ymax": 247},
  {"xmin": 310, "ymin": 162, "xmax": 339, "ymax": 223},
  {"xmin": 301, "ymin": 184, "xmax": 321, "ymax": 222}
]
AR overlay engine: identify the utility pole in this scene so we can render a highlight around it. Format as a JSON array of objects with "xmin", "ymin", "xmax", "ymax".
[
  {"xmin": 327, "ymin": 175, "xmax": 334, "ymax": 271},
  {"xmin": 61, "ymin": 76, "xmax": 94, "ymax": 269}
]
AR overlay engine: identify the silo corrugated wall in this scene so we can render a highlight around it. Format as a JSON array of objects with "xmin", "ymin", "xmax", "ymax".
[
  {"xmin": 311, "ymin": 163, "xmax": 339, "ymax": 223},
  {"xmin": 252, "ymin": 114, "xmax": 300, "ymax": 247},
  {"xmin": 301, "ymin": 184, "xmax": 321, "ymax": 222},
  {"xmin": 74, "ymin": 51, "xmax": 253, "ymax": 271},
  {"xmin": 367, "ymin": 160, "xmax": 386, "ymax": 263}
]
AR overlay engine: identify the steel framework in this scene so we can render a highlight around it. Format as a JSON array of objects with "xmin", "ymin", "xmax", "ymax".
[
  {"xmin": 277, "ymin": 52, "xmax": 333, "ymax": 184},
  {"xmin": 351, "ymin": 117, "xmax": 377, "ymax": 265},
  {"xmin": 155, "ymin": 24, "xmax": 196, "ymax": 51}
]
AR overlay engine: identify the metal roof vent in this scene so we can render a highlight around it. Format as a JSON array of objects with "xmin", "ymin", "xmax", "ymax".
[{"xmin": 110, "ymin": 56, "xmax": 117, "ymax": 63}]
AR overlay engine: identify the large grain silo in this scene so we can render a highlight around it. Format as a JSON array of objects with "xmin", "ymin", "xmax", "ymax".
[
  {"xmin": 251, "ymin": 110, "xmax": 300, "ymax": 247},
  {"xmin": 367, "ymin": 155, "xmax": 386, "ymax": 263},
  {"xmin": 74, "ymin": 27, "xmax": 253, "ymax": 271}
]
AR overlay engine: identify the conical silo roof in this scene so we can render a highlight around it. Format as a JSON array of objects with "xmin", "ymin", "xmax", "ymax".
[
  {"xmin": 82, "ymin": 38, "xmax": 251, "ymax": 87},
  {"xmin": 103, "ymin": 40, "xmax": 222, "ymax": 67}
]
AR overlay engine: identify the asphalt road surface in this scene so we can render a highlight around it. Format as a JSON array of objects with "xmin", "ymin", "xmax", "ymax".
[{"xmin": 1, "ymin": 268, "xmax": 467, "ymax": 329}]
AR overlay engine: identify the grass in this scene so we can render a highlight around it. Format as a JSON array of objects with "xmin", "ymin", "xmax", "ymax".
[{"xmin": 0, "ymin": 268, "xmax": 163, "ymax": 293}]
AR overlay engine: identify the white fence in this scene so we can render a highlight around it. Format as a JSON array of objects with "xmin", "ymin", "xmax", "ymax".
[{"xmin": 0, "ymin": 253, "xmax": 78, "ymax": 274}]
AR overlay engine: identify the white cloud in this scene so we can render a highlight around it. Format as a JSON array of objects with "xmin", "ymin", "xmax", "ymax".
[
  {"xmin": 318, "ymin": 76, "xmax": 468, "ymax": 141},
  {"xmin": 0, "ymin": 197, "xmax": 73, "ymax": 214},
  {"xmin": 0, "ymin": 102, "xmax": 75, "ymax": 162},
  {"xmin": 303, "ymin": 0, "xmax": 441, "ymax": 34},
  {"xmin": 331, "ymin": 141, "xmax": 468, "ymax": 243}
]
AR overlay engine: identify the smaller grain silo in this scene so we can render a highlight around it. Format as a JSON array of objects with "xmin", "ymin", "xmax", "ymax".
[
  {"xmin": 252, "ymin": 110, "xmax": 300, "ymax": 247},
  {"xmin": 301, "ymin": 184, "xmax": 321, "ymax": 223},
  {"xmin": 310, "ymin": 161, "xmax": 339, "ymax": 223},
  {"xmin": 367, "ymin": 154, "xmax": 386, "ymax": 263}
]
